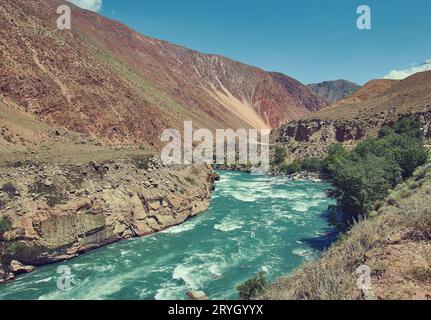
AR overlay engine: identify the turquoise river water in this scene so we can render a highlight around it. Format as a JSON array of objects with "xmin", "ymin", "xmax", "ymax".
[{"xmin": 0, "ymin": 171, "xmax": 337, "ymax": 300}]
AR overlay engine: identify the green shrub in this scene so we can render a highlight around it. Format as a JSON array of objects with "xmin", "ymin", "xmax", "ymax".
[
  {"xmin": 0, "ymin": 216, "xmax": 12, "ymax": 234},
  {"xmin": 325, "ymin": 118, "xmax": 428, "ymax": 221},
  {"xmin": 273, "ymin": 146, "xmax": 287, "ymax": 165},
  {"xmin": 237, "ymin": 272, "xmax": 268, "ymax": 300},
  {"xmin": 324, "ymin": 143, "xmax": 349, "ymax": 174},
  {"xmin": 378, "ymin": 126, "xmax": 394, "ymax": 138},
  {"xmin": 394, "ymin": 117, "xmax": 423, "ymax": 139},
  {"xmin": 280, "ymin": 161, "xmax": 302, "ymax": 174},
  {"xmin": 301, "ymin": 157, "xmax": 323, "ymax": 172}
]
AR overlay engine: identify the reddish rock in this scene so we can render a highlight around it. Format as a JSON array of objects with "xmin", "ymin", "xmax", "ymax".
[{"xmin": 186, "ymin": 291, "xmax": 209, "ymax": 301}]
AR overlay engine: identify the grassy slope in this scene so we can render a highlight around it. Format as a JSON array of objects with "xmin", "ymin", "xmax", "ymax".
[{"xmin": 262, "ymin": 161, "xmax": 431, "ymax": 300}]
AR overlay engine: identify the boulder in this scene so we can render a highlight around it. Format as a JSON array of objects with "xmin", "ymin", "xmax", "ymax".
[
  {"xmin": 10, "ymin": 260, "xmax": 35, "ymax": 275},
  {"xmin": 186, "ymin": 291, "xmax": 208, "ymax": 301}
]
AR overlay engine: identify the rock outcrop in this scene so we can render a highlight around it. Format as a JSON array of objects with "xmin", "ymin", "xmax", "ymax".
[
  {"xmin": 273, "ymin": 71, "xmax": 431, "ymax": 163},
  {"xmin": 0, "ymin": 156, "xmax": 217, "ymax": 278}
]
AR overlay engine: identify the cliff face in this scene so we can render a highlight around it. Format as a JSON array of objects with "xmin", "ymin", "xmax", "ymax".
[{"xmin": 0, "ymin": 156, "xmax": 217, "ymax": 279}]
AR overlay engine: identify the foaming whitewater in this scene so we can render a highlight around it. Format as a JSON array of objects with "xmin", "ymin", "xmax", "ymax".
[{"xmin": 0, "ymin": 171, "xmax": 337, "ymax": 300}]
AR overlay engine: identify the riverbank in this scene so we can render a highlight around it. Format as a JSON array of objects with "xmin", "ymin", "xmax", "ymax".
[
  {"xmin": 214, "ymin": 164, "xmax": 330, "ymax": 182},
  {"xmin": 0, "ymin": 156, "xmax": 218, "ymax": 283},
  {"xmin": 261, "ymin": 163, "xmax": 431, "ymax": 300},
  {"xmin": 0, "ymin": 171, "xmax": 336, "ymax": 300}
]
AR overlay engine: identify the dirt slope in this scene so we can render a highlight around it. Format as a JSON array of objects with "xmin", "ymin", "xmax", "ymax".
[{"xmin": 332, "ymin": 79, "xmax": 399, "ymax": 107}]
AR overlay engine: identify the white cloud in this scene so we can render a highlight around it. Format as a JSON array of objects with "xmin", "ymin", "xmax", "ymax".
[
  {"xmin": 384, "ymin": 59, "xmax": 431, "ymax": 80},
  {"xmin": 67, "ymin": 0, "xmax": 102, "ymax": 12}
]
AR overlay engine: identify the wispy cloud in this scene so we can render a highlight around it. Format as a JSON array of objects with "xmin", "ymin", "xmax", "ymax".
[
  {"xmin": 67, "ymin": 0, "xmax": 102, "ymax": 12},
  {"xmin": 384, "ymin": 59, "xmax": 431, "ymax": 80}
]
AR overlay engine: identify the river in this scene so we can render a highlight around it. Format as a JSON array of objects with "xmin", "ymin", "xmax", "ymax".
[{"xmin": 0, "ymin": 171, "xmax": 336, "ymax": 300}]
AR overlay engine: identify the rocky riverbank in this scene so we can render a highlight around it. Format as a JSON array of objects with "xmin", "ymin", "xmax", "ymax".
[
  {"xmin": 0, "ymin": 156, "xmax": 218, "ymax": 283},
  {"xmin": 214, "ymin": 164, "xmax": 329, "ymax": 182}
]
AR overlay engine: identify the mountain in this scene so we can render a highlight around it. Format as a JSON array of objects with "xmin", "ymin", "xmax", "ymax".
[
  {"xmin": 275, "ymin": 71, "xmax": 431, "ymax": 162},
  {"xmin": 0, "ymin": 0, "xmax": 326, "ymax": 149},
  {"xmin": 307, "ymin": 80, "xmax": 360, "ymax": 104},
  {"xmin": 0, "ymin": 0, "xmax": 327, "ymax": 275},
  {"xmin": 332, "ymin": 79, "xmax": 399, "ymax": 107}
]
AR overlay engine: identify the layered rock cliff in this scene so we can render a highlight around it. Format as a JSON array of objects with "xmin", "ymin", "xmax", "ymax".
[{"xmin": 0, "ymin": 156, "xmax": 218, "ymax": 281}]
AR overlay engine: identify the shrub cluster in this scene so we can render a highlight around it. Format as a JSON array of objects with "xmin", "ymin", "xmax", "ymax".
[{"xmin": 326, "ymin": 118, "xmax": 428, "ymax": 219}]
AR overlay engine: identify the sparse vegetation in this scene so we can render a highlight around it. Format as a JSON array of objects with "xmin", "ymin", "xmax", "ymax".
[
  {"xmin": 236, "ymin": 272, "xmax": 268, "ymax": 300},
  {"xmin": 284, "ymin": 157, "xmax": 323, "ymax": 173},
  {"xmin": 185, "ymin": 176, "xmax": 197, "ymax": 186},
  {"xmin": 0, "ymin": 216, "xmax": 12, "ymax": 235},
  {"xmin": 1, "ymin": 182, "xmax": 18, "ymax": 199},
  {"xmin": 29, "ymin": 180, "xmax": 68, "ymax": 208},
  {"xmin": 280, "ymin": 160, "xmax": 302, "ymax": 174},
  {"xmin": 131, "ymin": 154, "xmax": 153, "ymax": 170},
  {"xmin": 273, "ymin": 146, "xmax": 287, "ymax": 165}
]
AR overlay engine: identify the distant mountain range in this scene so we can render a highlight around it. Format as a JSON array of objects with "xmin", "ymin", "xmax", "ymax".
[{"xmin": 307, "ymin": 80, "xmax": 361, "ymax": 104}]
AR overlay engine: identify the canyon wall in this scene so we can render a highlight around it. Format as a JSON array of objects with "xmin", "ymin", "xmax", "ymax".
[
  {"xmin": 274, "ymin": 111, "xmax": 431, "ymax": 163},
  {"xmin": 0, "ymin": 156, "xmax": 218, "ymax": 280}
]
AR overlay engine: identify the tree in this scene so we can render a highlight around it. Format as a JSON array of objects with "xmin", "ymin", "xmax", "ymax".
[
  {"xmin": 394, "ymin": 118, "xmax": 423, "ymax": 139},
  {"xmin": 325, "ymin": 118, "xmax": 428, "ymax": 222},
  {"xmin": 324, "ymin": 143, "xmax": 349, "ymax": 175}
]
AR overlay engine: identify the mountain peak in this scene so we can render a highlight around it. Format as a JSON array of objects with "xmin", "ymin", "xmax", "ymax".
[{"xmin": 307, "ymin": 80, "xmax": 360, "ymax": 104}]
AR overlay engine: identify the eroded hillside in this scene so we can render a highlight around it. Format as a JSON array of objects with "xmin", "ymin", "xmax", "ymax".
[
  {"xmin": 273, "ymin": 71, "xmax": 431, "ymax": 163},
  {"xmin": 0, "ymin": 0, "xmax": 326, "ymax": 149}
]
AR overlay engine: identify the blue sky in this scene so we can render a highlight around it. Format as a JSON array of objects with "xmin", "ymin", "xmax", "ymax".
[{"xmin": 69, "ymin": 0, "xmax": 431, "ymax": 85}]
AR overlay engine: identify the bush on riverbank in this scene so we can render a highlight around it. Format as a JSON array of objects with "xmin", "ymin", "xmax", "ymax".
[
  {"xmin": 0, "ymin": 216, "xmax": 12, "ymax": 235},
  {"xmin": 236, "ymin": 272, "xmax": 268, "ymax": 300},
  {"xmin": 273, "ymin": 146, "xmax": 287, "ymax": 165},
  {"xmin": 326, "ymin": 118, "xmax": 428, "ymax": 220},
  {"xmin": 279, "ymin": 157, "xmax": 323, "ymax": 174}
]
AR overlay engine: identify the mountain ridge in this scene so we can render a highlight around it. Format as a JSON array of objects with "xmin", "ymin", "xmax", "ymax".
[
  {"xmin": 332, "ymin": 79, "xmax": 399, "ymax": 108},
  {"xmin": 0, "ymin": 0, "xmax": 327, "ymax": 149}
]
